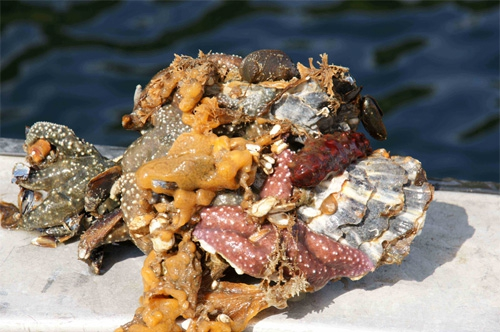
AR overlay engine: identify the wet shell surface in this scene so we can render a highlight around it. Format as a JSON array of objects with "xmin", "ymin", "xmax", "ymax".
[{"xmin": 0, "ymin": 50, "xmax": 434, "ymax": 332}]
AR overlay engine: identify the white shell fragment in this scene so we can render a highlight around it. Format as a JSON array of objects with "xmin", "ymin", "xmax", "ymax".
[
  {"xmin": 267, "ymin": 212, "xmax": 290, "ymax": 227},
  {"xmin": 249, "ymin": 196, "xmax": 278, "ymax": 217}
]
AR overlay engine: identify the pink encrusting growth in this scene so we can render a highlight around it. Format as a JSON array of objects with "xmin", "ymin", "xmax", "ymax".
[
  {"xmin": 193, "ymin": 205, "xmax": 278, "ymax": 278},
  {"xmin": 283, "ymin": 223, "xmax": 375, "ymax": 290},
  {"xmin": 193, "ymin": 136, "xmax": 374, "ymax": 290},
  {"xmin": 194, "ymin": 204, "xmax": 375, "ymax": 290},
  {"xmin": 289, "ymin": 131, "xmax": 372, "ymax": 188},
  {"xmin": 260, "ymin": 149, "xmax": 294, "ymax": 200}
]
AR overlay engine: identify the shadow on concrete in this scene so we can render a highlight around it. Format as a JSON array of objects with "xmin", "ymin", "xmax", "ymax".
[
  {"xmin": 247, "ymin": 200, "xmax": 474, "ymax": 326},
  {"xmin": 99, "ymin": 241, "xmax": 145, "ymax": 274}
]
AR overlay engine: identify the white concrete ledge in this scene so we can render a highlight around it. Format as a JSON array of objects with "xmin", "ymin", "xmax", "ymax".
[{"xmin": 1, "ymin": 155, "xmax": 499, "ymax": 331}]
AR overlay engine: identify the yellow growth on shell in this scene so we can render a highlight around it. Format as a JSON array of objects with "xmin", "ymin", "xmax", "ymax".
[
  {"xmin": 116, "ymin": 236, "xmax": 203, "ymax": 332},
  {"xmin": 136, "ymin": 132, "xmax": 255, "ymax": 193},
  {"xmin": 135, "ymin": 132, "xmax": 256, "ymax": 227},
  {"xmin": 182, "ymin": 97, "xmax": 235, "ymax": 134},
  {"xmin": 123, "ymin": 53, "xmax": 219, "ymax": 129}
]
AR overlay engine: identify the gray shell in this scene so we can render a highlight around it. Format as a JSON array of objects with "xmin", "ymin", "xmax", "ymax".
[
  {"xmin": 272, "ymin": 80, "xmax": 362, "ymax": 135},
  {"xmin": 216, "ymin": 83, "xmax": 278, "ymax": 117},
  {"xmin": 273, "ymin": 80, "xmax": 330, "ymax": 134},
  {"xmin": 299, "ymin": 149, "xmax": 434, "ymax": 265}
]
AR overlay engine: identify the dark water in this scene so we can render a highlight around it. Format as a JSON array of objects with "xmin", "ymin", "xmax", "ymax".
[{"xmin": 1, "ymin": 0, "xmax": 499, "ymax": 182}]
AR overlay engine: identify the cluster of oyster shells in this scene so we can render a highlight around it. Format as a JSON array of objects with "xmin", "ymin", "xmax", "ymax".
[{"xmin": 0, "ymin": 50, "xmax": 433, "ymax": 332}]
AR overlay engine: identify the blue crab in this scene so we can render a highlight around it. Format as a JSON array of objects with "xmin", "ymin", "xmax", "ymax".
[{"xmin": 0, "ymin": 122, "xmax": 124, "ymax": 271}]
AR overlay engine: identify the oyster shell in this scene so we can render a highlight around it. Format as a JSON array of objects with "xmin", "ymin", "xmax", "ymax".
[{"xmin": 301, "ymin": 149, "xmax": 434, "ymax": 266}]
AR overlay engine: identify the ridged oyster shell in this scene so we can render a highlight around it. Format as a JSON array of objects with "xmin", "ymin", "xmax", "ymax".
[{"xmin": 299, "ymin": 149, "xmax": 434, "ymax": 266}]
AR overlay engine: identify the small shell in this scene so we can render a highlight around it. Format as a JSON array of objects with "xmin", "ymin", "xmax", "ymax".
[
  {"xmin": 12, "ymin": 163, "xmax": 30, "ymax": 182},
  {"xmin": 245, "ymin": 143, "xmax": 261, "ymax": 154},
  {"xmin": 262, "ymin": 154, "xmax": 276, "ymax": 165},
  {"xmin": 248, "ymin": 196, "xmax": 278, "ymax": 217},
  {"xmin": 319, "ymin": 193, "xmax": 338, "ymax": 215},
  {"xmin": 180, "ymin": 318, "xmax": 193, "ymax": 330},
  {"xmin": 271, "ymin": 139, "xmax": 289, "ymax": 154},
  {"xmin": 216, "ymin": 314, "xmax": 232, "ymax": 324},
  {"xmin": 269, "ymin": 124, "xmax": 282, "ymax": 136},
  {"xmin": 267, "ymin": 212, "xmax": 290, "ymax": 227},
  {"xmin": 150, "ymin": 230, "xmax": 175, "ymax": 253},
  {"xmin": 133, "ymin": 84, "xmax": 142, "ymax": 105},
  {"xmin": 31, "ymin": 235, "xmax": 58, "ymax": 248},
  {"xmin": 149, "ymin": 216, "xmax": 169, "ymax": 233},
  {"xmin": 269, "ymin": 202, "xmax": 296, "ymax": 213},
  {"xmin": 0, "ymin": 201, "xmax": 21, "ymax": 229}
]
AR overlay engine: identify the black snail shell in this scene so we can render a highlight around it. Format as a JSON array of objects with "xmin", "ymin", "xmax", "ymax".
[{"xmin": 240, "ymin": 49, "xmax": 300, "ymax": 83}]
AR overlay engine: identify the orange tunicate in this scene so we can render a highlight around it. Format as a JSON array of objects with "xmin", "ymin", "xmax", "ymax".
[
  {"xmin": 194, "ymin": 321, "xmax": 232, "ymax": 332},
  {"xmin": 136, "ymin": 132, "xmax": 255, "ymax": 193},
  {"xmin": 136, "ymin": 132, "xmax": 255, "ymax": 227},
  {"xmin": 128, "ymin": 297, "xmax": 183, "ymax": 332},
  {"xmin": 116, "ymin": 237, "xmax": 202, "ymax": 332},
  {"xmin": 172, "ymin": 189, "xmax": 199, "ymax": 228},
  {"xmin": 182, "ymin": 97, "xmax": 235, "ymax": 134},
  {"xmin": 171, "ymin": 188, "xmax": 217, "ymax": 228},
  {"xmin": 178, "ymin": 79, "xmax": 204, "ymax": 113},
  {"xmin": 141, "ymin": 250, "xmax": 161, "ymax": 293}
]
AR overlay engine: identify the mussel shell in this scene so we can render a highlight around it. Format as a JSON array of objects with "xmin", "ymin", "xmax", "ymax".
[
  {"xmin": 333, "ymin": 76, "xmax": 362, "ymax": 103},
  {"xmin": 360, "ymin": 95, "xmax": 387, "ymax": 141},
  {"xmin": 19, "ymin": 188, "xmax": 46, "ymax": 215},
  {"xmin": 0, "ymin": 201, "xmax": 21, "ymax": 229},
  {"xmin": 85, "ymin": 165, "xmax": 122, "ymax": 214}
]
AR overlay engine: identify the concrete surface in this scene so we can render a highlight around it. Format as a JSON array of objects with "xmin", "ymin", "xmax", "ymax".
[{"xmin": 0, "ymin": 155, "xmax": 499, "ymax": 332}]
